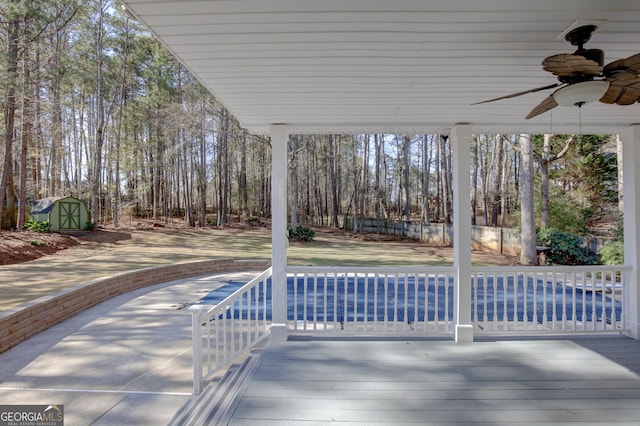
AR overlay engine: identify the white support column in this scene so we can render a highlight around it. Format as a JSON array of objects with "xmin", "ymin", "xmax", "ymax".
[
  {"xmin": 270, "ymin": 124, "xmax": 289, "ymax": 342},
  {"xmin": 451, "ymin": 124, "xmax": 474, "ymax": 343},
  {"xmin": 622, "ymin": 125, "xmax": 640, "ymax": 339}
]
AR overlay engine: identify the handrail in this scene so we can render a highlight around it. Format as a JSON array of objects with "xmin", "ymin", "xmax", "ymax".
[
  {"xmin": 190, "ymin": 267, "xmax": 272, "ymax": 394},
  {"xmin": 470, "ymin": 265, "xmax": 630, "ymax": 334}
]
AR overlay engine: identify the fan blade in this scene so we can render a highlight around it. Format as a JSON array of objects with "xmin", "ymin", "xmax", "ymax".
[
  {"xmin": 525, "ymin": 96, "xmax": 558, "ymax": 120},
  {"xmin": 604, "ymin": 52, "xmax": 640, "ymax": 77},
  {"xmin": 608, "ymin": 70, "xmax": 638, "ymax": 81},
  {"xmin": 471, "ymin": 83, "xmax": 560, "ymax": 105},
  {"xmin": 600, "ymin": 78, "xmax": 640, "ymax": 105},
  {"xmin": 603, "ymin": 58, "xmax": 625, "ymax": 74},
  {"xmin": 622, "ymin": 53, "xmax": 640, "ymax": 72},
  {"xmin": 542, "ymin": 53, "xmax": 602, "ymax": 76}
]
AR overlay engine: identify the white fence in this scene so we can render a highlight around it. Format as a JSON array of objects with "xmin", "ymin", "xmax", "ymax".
[{"xmin": 189, "ymin": 264, "xmax": 629, "ymax": 393}]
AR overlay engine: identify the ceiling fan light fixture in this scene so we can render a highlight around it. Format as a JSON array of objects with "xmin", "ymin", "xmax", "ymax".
[{"xmin": 552, "ymin": 80, "xmax": 610, "ymax": 106}]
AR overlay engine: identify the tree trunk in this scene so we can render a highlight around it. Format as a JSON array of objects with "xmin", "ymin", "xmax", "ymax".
[
  {"xmin": 50, "ymin": 31, "xmax": 65, "ymax": 198},
  {"xmin": 500, "ymin": 142, "xmax": 508, "ymax": 228},
  {"xmin": 402, "ymin": 135, "xmax": 411, "ymax": 222},
  {"xmin": 617, "ymin": 134, "xmax": 624, "ymax": 212},
  {"xmin": 0, "ymin": 6, "xmax": 19, "ymax": 229},
  {"xmin": 519, "ymin": 134, "xmax": 537, "ymax": 265},
  {"xmin": 440, "ymin": 135, "xmax": 452, "ymax": 224},
  {"xmin": 18, "ymin": 41, "xmax": 32, "ymax": 230},
  {"xmin": 197, "ymin": 99, "xmax": 207, "ymax": 226},
  {"xmin": 217, "ymin": 108, "xmax": 229, "ymax": 226},
  {"xmin": 113, "ymin": 18, "xmax": 131, "ymax": 228},
  {"xmin": 91, "ymin": 2, "xmax": 107, "ymax": 225},
  {"xmin": 540, "ymin": 134, "xmax": 551, "ymax": 228},
  {"xmin": 359, "ymin": 134, "xmax": 369, "ymax": 231},
  {"xmin": 421, "ymin": 134, "xmax": 432, "ymax": 224},
  {"xmin": 471, "ymin": 135, "xmax": 478, "ymax": 226},
  {"xmin": 289, "ymin": 135, "xmax": 299, "ymax": 229},
  {"xmin": 328, "ymin": 135, "xmax": 339, "ymax": 227},
  {"xmin": 491, "ymin": 134, "xmax": 504, "ymax": 227},
  {"xmin": 240, "ymin": 135, "xmax": 248, "ymax": 217}
]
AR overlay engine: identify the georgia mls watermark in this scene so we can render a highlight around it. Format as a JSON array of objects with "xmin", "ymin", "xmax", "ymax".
[{"xmin": 0, "ymin": 405, "xmax": 63, "ymax": 426}]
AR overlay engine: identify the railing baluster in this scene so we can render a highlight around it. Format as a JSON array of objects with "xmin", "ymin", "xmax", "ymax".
[
  {"xmin": 483, "ymin": 272, "xmax": 489, "ymax": 325},
  {"xmin": 542, "ymin": 272, "xmax": 548, "ymax": 331},
  {"xmin": 608, "ymin": 269, "xmax": 615, "ymax": 330},
  {"xmin": 353, "ymin": 273, "xmax": 357, "ymax": 330},
  {"xmin": 413, "ymin": 273, "xmax": 424, "ymax": 332},
  {"xmin": 442, "ymin": 272, "xmax": 447, "ymax": 332},
  {"xmin": 364, "ymin": 274, "xmax": 369, "ymax": 331},
  {"xmin": 373, "ymin": 273, "xmax": 379, "ymax": 331},
  {"xmin": 600, "ymin": 270, "xmax": 606, "ymax": 330},
  {"xmin": 571, "ymin": 271, "xmax": 577, "ymax": 331}
]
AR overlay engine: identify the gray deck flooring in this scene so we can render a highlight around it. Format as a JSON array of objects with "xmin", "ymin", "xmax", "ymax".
[{"xmin": 219, "ymin": 335, "xmax": 640, "ymax": 425}]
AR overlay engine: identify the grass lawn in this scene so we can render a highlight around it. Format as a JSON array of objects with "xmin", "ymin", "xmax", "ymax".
[{"xmin": 0, "ymin": 226, "xmax": 516, "ymax": 311}]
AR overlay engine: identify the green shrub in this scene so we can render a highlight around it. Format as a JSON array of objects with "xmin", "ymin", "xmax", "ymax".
[
  {"xmin": 599, "ymin": 240, "xmax": 624, "ymax": 265},
  {"xmin": 287, "ymin": 225, "xmax": 315, "ymax": 242},
  {"xmin": 28, "ymin": 239, "xmax": 44, "ymax": 246},
  {"xmin": 536, "ymin": 227, "xmax": 596, "ymax": 265},
  {"xmin": 24, "ymin": 218, "xmax": 50, "ymax": 233},
  {"xmin": 543, "ymin": 198, "xmax": 590, "ymax": 235},
  {"xmin": 84, "ymin": 221, "xmax": 96, "ymax": 231}
]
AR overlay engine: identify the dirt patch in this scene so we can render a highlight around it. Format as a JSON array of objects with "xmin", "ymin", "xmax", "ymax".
[
  {"xmin": 0, "ymin": 229, "xmax": 132, "ymax": 266},
  {"xmin": 0, "ymin": 218, "xmax": 266, "ymax": 267}
]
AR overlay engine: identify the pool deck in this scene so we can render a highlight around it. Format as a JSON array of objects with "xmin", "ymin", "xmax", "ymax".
[{"xmin": 2, "ymin": 272, "xmax": 640, "ymax": 425}]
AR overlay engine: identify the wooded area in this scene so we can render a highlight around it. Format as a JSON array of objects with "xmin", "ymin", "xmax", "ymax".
[{"xmin": 0, "ymin": 1, "xmax": 621, "ymax": 265}]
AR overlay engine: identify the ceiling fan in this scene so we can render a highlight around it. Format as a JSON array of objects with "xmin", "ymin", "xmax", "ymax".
[{"xmin": 474, "ymin": 24, "xmax": 640, "ymax": 119}]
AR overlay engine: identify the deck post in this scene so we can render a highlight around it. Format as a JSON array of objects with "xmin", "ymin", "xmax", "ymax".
[
  {"xmin": 451, "ymin": 124, "xmax": 474, "ymax": 343},
  {"xmin": 270, "ymin": 124, "xmax": 289, "ymax": 342},
  {"xmin": 190, "ymin": 305, "xmax": 203, "ymax": 394},
  {"xmin": 623, "ymin": 125, "xmax": 640, "ymax": 339}
]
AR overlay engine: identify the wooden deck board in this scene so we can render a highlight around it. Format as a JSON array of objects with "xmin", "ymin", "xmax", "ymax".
[{"xmin": 223, "ymin": 336, "xmax": 640, "ymax": 425}]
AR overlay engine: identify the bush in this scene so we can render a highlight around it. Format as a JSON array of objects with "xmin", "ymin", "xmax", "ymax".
[
  {"xmin": 84, "ymin": 221, "xmax": 96, "ymax": 231},
  {"xmin": 288, "ymin": 225, "xmax": 315, "ymax": 242},
  {"xmin": 543, "ymin": 198, "xmax": 590, "ymax": 235},
  {"xmin": 24, "ymin": 218, "xmax": 50, "ymax": 233},
  {"xmin": 536, "ymin": 227, "xmax": 596, "ymax": 265},
  {"xmin": 599, "ymin": 240, "xmax": 624, "ymax": 265}
]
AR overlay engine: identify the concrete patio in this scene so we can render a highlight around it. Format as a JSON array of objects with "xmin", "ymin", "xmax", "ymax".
[{"xmin": 0, "ymin": 272, "xmax": 258, "ymax": 425}]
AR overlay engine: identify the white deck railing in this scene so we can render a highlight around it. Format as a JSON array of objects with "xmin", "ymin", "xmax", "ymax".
[
  {"xmin": 471, "ymin": 265, "xmax": 629, "ymax": 334},
  {"xmin": 286, "ymin": 266, "xmax": 456, "ymax": 335},
  {"xmin": 189, "ymin": 267, "xmax": 272, "ymax": 394},
  {"xmin": 189, "ymin": 264, "xmax": 630, "ymax": 393}
]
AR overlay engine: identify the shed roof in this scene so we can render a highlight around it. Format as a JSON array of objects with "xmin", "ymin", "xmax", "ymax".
[{"xmin": 31, "ymin": 197, "xmax": 83, "ymax": 215}]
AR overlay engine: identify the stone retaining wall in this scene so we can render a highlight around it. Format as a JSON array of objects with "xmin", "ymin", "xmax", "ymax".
[{"xmin": 0, "ymin": 258, "xmax": 270, "ymax": 354}]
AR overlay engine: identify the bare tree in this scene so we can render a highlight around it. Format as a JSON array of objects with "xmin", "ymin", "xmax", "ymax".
[
  {"xmin": 519, "ymin": 134, "xmax": 537, "ymax": 265},
  {"xmin": 536, "ymin": 134, "xmax": 574, "ymax": 228},
  {"xmin": 401, "ymin": 135, "xmax": 411, "ymax": 222}
]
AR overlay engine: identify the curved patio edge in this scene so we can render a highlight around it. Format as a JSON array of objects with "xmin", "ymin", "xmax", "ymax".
[{"xmin": 0, "ymin": 258, "xmax": 270, "ymax": 354}]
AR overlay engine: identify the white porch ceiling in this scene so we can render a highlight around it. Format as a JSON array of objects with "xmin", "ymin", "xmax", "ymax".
[{"xmin": 119, "ymin": 0, "xmax": 640, "ymax": 135}]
